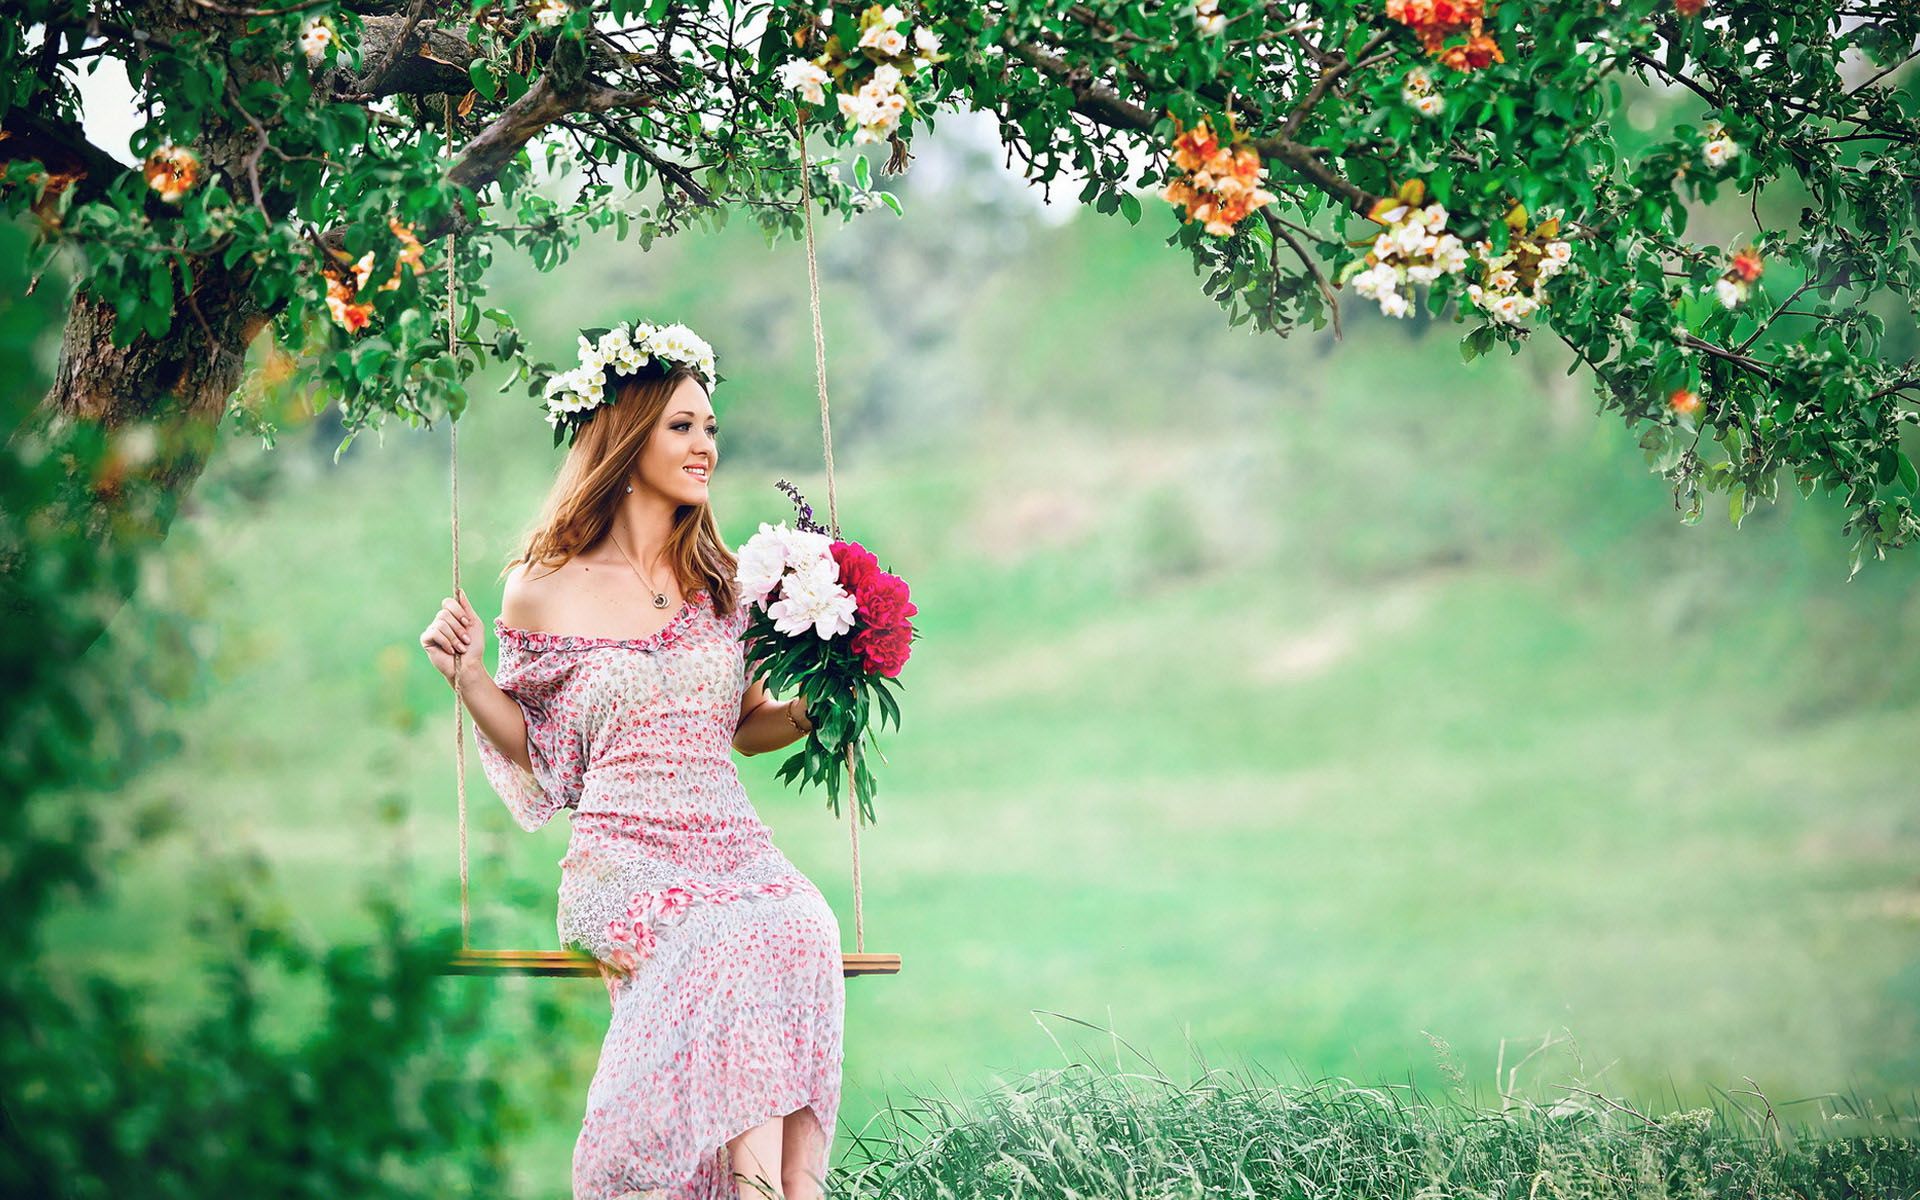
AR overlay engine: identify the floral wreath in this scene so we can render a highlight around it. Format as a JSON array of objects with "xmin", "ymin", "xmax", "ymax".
[{"xmin": 541, "ymin": 319, "xmax": 721, "ymax": 446}]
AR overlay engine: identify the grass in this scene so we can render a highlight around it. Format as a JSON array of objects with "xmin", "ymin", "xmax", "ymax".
[
  {"xmin": 832, "ymin": 1028, "xmax": 1920, "ymax": 1199},
  {"xmin": 34, "ymin": 183, "xmax": 1920, "ymax": 1196}
]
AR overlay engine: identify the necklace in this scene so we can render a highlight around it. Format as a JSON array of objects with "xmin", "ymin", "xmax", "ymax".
[{"xmin": 609, "ymin": 531, "xmax": 672, "ymax": 609}]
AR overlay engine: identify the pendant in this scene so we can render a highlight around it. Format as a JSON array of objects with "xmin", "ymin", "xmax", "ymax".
[{"xmin": 653, "ymin": 593, "xmax": 669, "ymax": 609}]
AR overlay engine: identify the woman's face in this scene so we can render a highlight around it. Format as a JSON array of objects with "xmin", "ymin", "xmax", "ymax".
[{"xmin": 632, "ymin": 374, "xmax": 717, "ymax": 507}]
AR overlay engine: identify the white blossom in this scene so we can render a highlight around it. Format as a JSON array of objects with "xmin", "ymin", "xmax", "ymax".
[
  {"xmin": 859, "ymin": 22, "xmax": 907, "ymax": 56},
  {"xmin": 298, "ymin": 19, "xmax": 334, "ymax": 63},
  {"xmin": 777, "ymin": 59, "xmax": 830, "ymax": 105},
  {"xmin": 1352, "ymin": 262, "xmax": 1401, "ymax": 301}
]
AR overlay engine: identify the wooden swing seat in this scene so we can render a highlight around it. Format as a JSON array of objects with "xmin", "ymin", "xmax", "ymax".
[{"xmin": 445, "ymin": 948, "xmax": 901, "ymax": 977}]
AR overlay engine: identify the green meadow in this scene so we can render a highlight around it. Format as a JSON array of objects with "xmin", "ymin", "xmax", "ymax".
[{"xmin": 38, "ymin": 164, "xmax": 1920, "ymax": 1194}]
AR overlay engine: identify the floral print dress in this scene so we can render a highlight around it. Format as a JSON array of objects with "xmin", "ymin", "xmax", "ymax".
[{"xmin": 473, "ymin": 589, "xmax": 845, "ymax": 1200}]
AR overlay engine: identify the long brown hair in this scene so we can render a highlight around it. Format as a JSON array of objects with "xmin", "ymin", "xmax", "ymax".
[{"xmin": 508, "ymin": 366, "xmax": 738, "ymax": 616}]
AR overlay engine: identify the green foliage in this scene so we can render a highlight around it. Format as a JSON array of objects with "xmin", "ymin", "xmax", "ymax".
[
  {"xmin": 6, "ymin": 2, "xmax": 1920, "ymax": 561},
  {"xmin": 745, "ymin": 601, "xmax": 905, "ymax": 825},
  {"xmin": 0, "ymin": 222, "xmax": 532, "ymax": 1200}
]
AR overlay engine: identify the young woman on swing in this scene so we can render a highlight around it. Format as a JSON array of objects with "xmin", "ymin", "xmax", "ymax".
[{"xmin": 418, "ymin": 324, "xmax": 843, "ymax": 1200}]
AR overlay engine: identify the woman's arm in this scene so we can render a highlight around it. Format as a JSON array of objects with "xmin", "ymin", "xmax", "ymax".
[
  {"xmin": 733, "ymin": 676, "xmax": 813, "ymax": 757},
  {"xmin": 422, "ymin": 587, "xmax": 534, "ymax": 772},
  {"xmin": 456, "ymin": 658, "xmax": 534, "ymax": 773}
]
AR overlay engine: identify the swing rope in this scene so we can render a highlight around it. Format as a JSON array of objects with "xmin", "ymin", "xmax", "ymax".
[
  {"xmin": 448, "ymin": 99, "xmax": 473, "ymax": 952},
  {"xmin": 441, "ymin": 107, "xmax": 871, "ymax": 962},
  {"xmin": 794, "ymin": 109, "xmax": 864, "ymax": 956}
]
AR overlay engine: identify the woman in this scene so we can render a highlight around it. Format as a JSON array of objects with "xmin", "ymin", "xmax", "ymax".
[{"xmin": 418, "ymin": 321, "xmax": 844, "ymax": 1200}]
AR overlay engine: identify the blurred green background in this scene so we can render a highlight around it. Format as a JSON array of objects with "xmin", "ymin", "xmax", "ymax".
[{"xmin": 24, "ymin": 113, "xmax": 1920, "ymax": 1195}]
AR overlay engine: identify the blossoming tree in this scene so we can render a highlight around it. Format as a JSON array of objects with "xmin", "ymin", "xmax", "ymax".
[{"xmin": 5, "ymin": 0, "xmax": 1918, "ymax": 571}]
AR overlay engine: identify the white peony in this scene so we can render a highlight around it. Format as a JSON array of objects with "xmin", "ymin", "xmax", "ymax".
[
  {"xmin": 735, "ymin": 523, "xmax": 793, "ymax": 607},
  {"xmin": 766, "ymin": 565, "xmax": 857, "ymax": 639}
]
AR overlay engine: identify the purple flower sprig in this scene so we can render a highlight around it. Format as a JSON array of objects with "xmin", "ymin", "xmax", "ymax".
[{"xmin": 775, "ymin": 478, "xmax": 829, "ymax": 536}]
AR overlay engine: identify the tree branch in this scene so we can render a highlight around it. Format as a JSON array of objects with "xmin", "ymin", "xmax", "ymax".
[
  {"xmin": 356, "ymin": 0, "xmax": 437, "ymax": 98},
  {"xmin": 0, "ymin": 109, "xmax": 135, "ymax": 207},
  {"xmin": 1005, "ymin": 40, "xmax": 1376, "ymax": 214},
  {"xmin": 1263, "ymin": 208, "xmax": 1341, "ymax": 338},
  {"xmin": 576, "ymin": 118, "xmax": 717, "ymax": 208},
  {"xmin": 318, "ymin": 64, "xmax": 660, "ymax": 258},
  {"xmin": 337, "ymin": 16, "xmax": 482, "ymax": 99},
  {"xmin": 1280, "ymin": 30, "xmax": 1391, "ymax": 140}
]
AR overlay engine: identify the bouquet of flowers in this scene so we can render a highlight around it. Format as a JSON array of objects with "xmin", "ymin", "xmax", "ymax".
[{"xmin": 735, "ymin": 481, "xmax": 916, "ymax": 823}]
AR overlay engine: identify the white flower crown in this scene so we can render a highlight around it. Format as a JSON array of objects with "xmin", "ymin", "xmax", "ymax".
[{"xmin": 541, "ymin": 319, "xmax": 719, "ymax": 443}]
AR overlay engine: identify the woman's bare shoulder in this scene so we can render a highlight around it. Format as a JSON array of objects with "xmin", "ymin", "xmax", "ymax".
[{"xmin": 501, "ymin": 558, "xmax": 572, "ymax": 629}]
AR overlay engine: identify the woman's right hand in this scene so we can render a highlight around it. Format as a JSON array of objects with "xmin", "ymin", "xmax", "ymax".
[{"xmin": 420, "ymin": 588, "xmax": 486, "ymax": 688}]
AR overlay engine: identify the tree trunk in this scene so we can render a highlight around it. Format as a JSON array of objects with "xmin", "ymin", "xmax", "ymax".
[{"xmin": 35, "ymin": 259, "xmax": 266, "ymax": 644}]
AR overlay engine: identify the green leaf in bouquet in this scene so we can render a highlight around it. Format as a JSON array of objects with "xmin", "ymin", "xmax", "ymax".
[{"xmin": 872, "ymin": 680, "xmax": 901, "ymax": 731}]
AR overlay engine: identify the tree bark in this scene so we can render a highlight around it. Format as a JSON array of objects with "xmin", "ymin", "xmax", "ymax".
[{"xmin": 43, "ymin": 259, "xmax": 265, "ymax": 566}]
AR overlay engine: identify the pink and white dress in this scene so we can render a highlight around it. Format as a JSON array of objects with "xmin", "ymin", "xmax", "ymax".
[{"xmin": 473, "ymin": 588, "xmax": 845, "ymax": 1200}]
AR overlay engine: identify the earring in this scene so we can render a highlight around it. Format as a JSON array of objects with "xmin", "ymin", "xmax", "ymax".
[{"xmin": 625, "ymin": 484, "xmax": 634, "ymax": 494}]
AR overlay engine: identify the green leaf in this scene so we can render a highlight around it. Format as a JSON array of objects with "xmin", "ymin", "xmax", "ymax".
[{"xmin": 469, "ymin": 61, "xmax": 498, "ymax": 102}]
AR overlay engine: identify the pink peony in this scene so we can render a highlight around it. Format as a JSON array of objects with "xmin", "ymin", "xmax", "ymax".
[
  {"xmin": 851, "ymin": 620, "xmax": 914, "ymax": 677},
  {"xmin": 831, "ymin": 540, "xmax": 880, "ymax": 594},
  {"xmin": 854, "ymin": 569, "xmax": 917, "ymax": 630}
]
